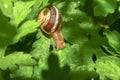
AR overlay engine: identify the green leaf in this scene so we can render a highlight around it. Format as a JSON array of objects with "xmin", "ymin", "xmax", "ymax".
[
  {"xmin": 33, "ymin": 59, "xmax": 48, "ymax": 79},
  {"xmin": 54, "ymin": 44, "xmax": 93, "ymax": 71},
  {"xmin": 54, "ymin": 44, "xmax": 81, "ymax": 68},
  {"xmin": 26, "ymin": 0, "xmax": 49, "ymax": 20},
  {"xmin": 0, "ymin": 47, "xmax": 7, "ymax": 59},
  {"xmin": 31, "ymin": 30, "xmax": 51, "ymax": 79},
  {"xmin": 12, "ymin": 20, "xmax": 40, "ymax": 44},
  {"xmin": 42, "ymin": 53, "xmax": 70, "ymax": 80},
  {"xmin": 61, "ymin": 1, "xmax": 94, "ymax": 44},
  {"xmin": 63, "ymin": 22, "xmax": 93, "ymax": 44},
  {"xmin": 60, "ymin": 1, "xmax": 82, "ymax": 22},
  {"xmin": 11, "ymin": 1, "xmax": 35, "ymax": 26},
  {"xmin": 79, "ymin": 0, "xmax": 94, "ymax": 16},
  {"xmin": 95, "ymin": 56, "xmax": 120, "ymax": 80},
  {"xmin": 31, "ymin": 30, "xmax": 51, "ymax": 60},
  {"xmin": 119, "ymin": 6, "xmax": 120, "ymax": 12},
  {"xmin": 60, "ymin": 26, "xmax": 107, "ymax": 71},
  {"xmin": 0, "ymin": 70, "xmax": 4, "ymax": 80},
  {"xmin": 58, "ymin": 2, "xmax": 108, "ymax": 68},
  {"xmin": 0, "ymin": 0, "xmax": 120, "ymax": 79},
  {"xmin": 104, "ymin": 30, "xmax": 120, "ymax": 54},
  {"xmin": 70, "ymin": 71, "xmax": 98, "ymax": 80},
  {"xmin": 94, "ymin": 0, "xmax": 117, "ymax": 16},
  {"xmin": 0, "ymin": 10, "xmax": 17, "ymax": 47},
  {"xmin": 11, "ymin": 66, "xmax": 33, "ymax": 78},
  {"xmin": 0, "ymin": 52, "xmax": 37, "ymax": 70},
  {"xmin": 60, "ymin": 1, "xmax": 108, "ymax": 68},
  {"xmin": 0, "ymin": 0, "xmax": 13, "ymax": 17}
]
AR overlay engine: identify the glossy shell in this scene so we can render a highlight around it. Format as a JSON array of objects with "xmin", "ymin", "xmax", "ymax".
[
  {"xmin": 38, "ymin": 6, "xmax": 62, "ymax": 34},
  {"xmin": 38, "ymin": 6, "xmax": 65, "ymax": 50}
]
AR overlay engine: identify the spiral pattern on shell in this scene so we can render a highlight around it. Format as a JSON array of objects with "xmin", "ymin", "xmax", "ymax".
[
  {"xmin": 37, "ymin": 6, "xmax": 65, "ymax": 50},
  {"xmin": 38, "ymin": 6, "xmax": 62, "ymax": 34}
]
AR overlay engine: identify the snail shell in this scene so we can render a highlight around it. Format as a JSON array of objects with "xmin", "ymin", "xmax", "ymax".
[
  {"xmin": 38, "ymin": 6, "xmax": 65, "ymax": 50},
  {"xmin": 38, "ymin": 6, "xmax": 62, "ymax": 34}
]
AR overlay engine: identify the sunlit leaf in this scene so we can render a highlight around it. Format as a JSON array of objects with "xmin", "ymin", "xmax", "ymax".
[
  {"xmin": 0, "ymin": 0, "xmax": 13, "ymax": 17},
  {"xmin": 94, "ymin": 0, "xmax": 117, "ymax": 16},
  {"xmin": 0, "ymin": 52, "xmax": 37, "ymax": 70},
  {"xmin": 26, "ymin": 0, "xmax": 49, "ymax": 20},
  {"xmin": 12, "ymin": 20, "xmax": 40, "ymax": 44},
  {"xmin": 0, "ymin": 0, "xmax": 120, "ymax": 80},
  {"xmin": 11, "ymin": 1, "xmax": 35, "ymax": 26},
  {"xmin": 104, "ymin": 30, "xmax": 120, "ymax": 54},
  {"xmin": 11, "ymin": 66, "xmax": 33, "ymax": 78},
  {"xmin": 119, "ymin": 6, "xmax": 120, "ymax": 12},
  {"xmin": 95, "ymin": 56, "xmax": 120, "ymax": 80}
]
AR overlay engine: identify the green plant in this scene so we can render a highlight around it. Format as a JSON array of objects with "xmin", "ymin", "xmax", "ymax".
[{"xmin": 0, "ymin": 0, "xmax": 120, "ymax": 80}]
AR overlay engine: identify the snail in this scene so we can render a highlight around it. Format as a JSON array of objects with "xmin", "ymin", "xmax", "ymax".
[{"xmin": 37, "ymin": 6, "xmax": 65, "ymax": 50}]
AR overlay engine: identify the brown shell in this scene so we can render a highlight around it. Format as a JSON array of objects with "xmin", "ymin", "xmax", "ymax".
[
  {"xmin": 38, "ymin": 6, "xmax": 62, "ymax": 34},
  {"xmin": 37, "ymin": 6, "xmax": 65, "ymax": 50}
]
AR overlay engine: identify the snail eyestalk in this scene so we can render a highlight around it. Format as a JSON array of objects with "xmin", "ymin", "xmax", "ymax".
[{"xmin": 38, "ymin": 6, "xmax": 65, "ymax": 50}]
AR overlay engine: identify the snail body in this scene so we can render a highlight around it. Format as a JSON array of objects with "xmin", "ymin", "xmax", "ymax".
[{"xmin": 38, "ymin": 6, "xmax": 65, "ymax": 49}]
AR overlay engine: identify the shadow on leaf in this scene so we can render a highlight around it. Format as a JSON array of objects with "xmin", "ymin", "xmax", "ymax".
[{"xmin": 42, "ymin": 53, "xmax": 70, "ymax": 80}]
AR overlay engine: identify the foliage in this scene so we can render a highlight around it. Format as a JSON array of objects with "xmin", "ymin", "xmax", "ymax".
[{"xmin": 0, "ymin": 0, "xmax": 120, "ymax": 80}]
